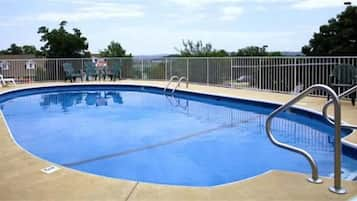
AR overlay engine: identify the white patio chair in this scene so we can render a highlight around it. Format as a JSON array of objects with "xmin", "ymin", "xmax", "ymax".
[
  {"xmin": 0, "ymin": 74, "xmax": 16, "ymax": 87},
  {"xmin": 292, "ymin": 83, "xmax": 304, "ymax": 94}
]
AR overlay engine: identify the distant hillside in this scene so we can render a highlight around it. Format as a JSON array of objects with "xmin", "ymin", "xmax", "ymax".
[
  {"xmin": 133, "ymin": 52, "xmax": 304, "ymax": 58},
  {"xmin": 281, "ymin": 51, "xmax": 304, "ymax": 56},
  {"xmin": 133, "ymin": 54, "xmax": 169, "ymax": 60}
]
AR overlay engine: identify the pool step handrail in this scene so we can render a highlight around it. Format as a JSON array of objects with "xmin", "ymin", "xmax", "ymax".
[
  {"xmin": 164, "ymin": 75, "xmax": 179, "ymax": 92},
  {"xmin": 265, "ymin": 84, "xmax": 347, "ymax": 194},
  {"xmin": 172, "ymin": 76, "xmax": 189, "ymax": 93},
  {"xmin": 323, "ymin": 85, "xmax": 357, "ymax": 130}
]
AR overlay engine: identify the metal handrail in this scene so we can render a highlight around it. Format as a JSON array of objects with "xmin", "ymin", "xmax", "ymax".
[
  {"xmin": 323, "ymin": 85, "xmax": 357, "ymax": 130},
  {"xmin": 172, "ymin": 76, "xmax": 189, "ymax": 93},
  {"xmin": 165, "ymin": 95, "xmax": 189, "ymax": 111},
  {"xmin": 164, "ymin": 75, "xmax": 179, "ymax": 92},
  {"xmin": 265, "ymin": 84, "xmax": 347, "ymax": 194}
]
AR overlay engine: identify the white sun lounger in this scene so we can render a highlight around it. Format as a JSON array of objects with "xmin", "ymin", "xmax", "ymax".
[{"xmin": 0, "ymin": 74, "xmax": 16, "ymax": 86}]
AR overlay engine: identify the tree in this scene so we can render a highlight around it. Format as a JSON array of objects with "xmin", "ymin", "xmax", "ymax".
[
  {"xmin": 22, "ymin": 45, "xmax": 41, "ymax": 55},
  {"xmin": 0, "ymin": 44, "xmax": 42, "ymax": 56},
  {"xmin": 37, "ymin": 21, "xmax": 90, "ymax": 58},
  {"xmin": 234, "ymin": 46, "xmax": 267, "ymax": 56},
  {"xmin": 232, "ymin": 46, "xmax": 282, "ymax": 56},
  {"xmin": 6, "ymin": 43, "xmax": 23, "ymax": 55},
  {"xmin": 99, "ymin": 41, "xmax": 131, "ymax": 57},
  {"xmin": 268, "ymin": 51, "xmax": 283, "ymax": 56},
  {"xmin": 302, "ymin": 6, "xmax": 357, "ymax": 56},
  {"xmin": 175, "ymin": 40, "xmax": 229, "ymax": 57}
]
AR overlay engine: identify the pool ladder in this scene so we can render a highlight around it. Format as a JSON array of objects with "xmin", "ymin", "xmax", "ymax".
[
  {"xmin": 265, "ymin": 84, "xmax": 349, "ymax": 194},
  {"xmin": 164, "ymin": 75, "xmax": 189, "ymax": 93},
  {"xmin": 165, "ymin": 95, "xmax": 190, "ymax": 112}
]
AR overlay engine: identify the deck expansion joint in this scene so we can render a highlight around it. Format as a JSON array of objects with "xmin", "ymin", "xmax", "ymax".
[
  {"xmin": 125, "ymin": 182, "xmax": 139, "ymax": 201},
  {"xmin": 61, "ymin": 115, "xmax": 261, "ymax": 167}
]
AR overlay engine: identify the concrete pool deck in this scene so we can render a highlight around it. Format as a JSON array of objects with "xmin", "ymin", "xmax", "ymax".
[{"xmin": 0, "ymin": 80, "xmax": 356, "ymax": 201}]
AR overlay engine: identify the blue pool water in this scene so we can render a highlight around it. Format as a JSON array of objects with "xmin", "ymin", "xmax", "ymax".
[{"xmin": 1, "ymin": 85, "xmax": 356, "ymax": 186}]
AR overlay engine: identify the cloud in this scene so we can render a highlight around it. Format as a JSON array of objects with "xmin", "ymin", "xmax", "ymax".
[
  {"xmin": 92, "ymin": 25, "xmax": 297, "ymax": 54},
  {"xmin": 167, "ymin": 0, "xmax": 297, "ymax": 7},
  {"xmin": 167, "ymin": 0, "xmax": 353, "ymax": 10},
  {"xmin": 255, "ymin": 6, "xmax": 268, "ymax": 12},
  {"xmin": 36, "ymin": 2, "xmax": 144, "ymax": 22},
  {"xmin": 0, "ymin": 21, "xmax": 16, "ymax": 27},
  {"xmin": 166, "ymin": 13, "xmax": 208, "ymax": 24},
  {"xmin": 292, "ymin": 0, "xmax": 356, "ymax": 9},
  {"xmin": 220, "ymin": 6, "xmax": 243, "ymax": 21},
  {"xmin": 167, "ymin": 0, "xmax": 243, "ymax": 7}
]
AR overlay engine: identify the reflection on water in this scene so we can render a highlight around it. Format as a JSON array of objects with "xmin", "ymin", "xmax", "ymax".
[
  {"xmin": 37, "ymin": 91, "xmax": 336, "ymax": 153},
  {"xmin": 40, "ymin": 92, "xmax": 84, "ymax": 111},
  {"xmin": 40, "ymin": 91, "xmax": 123, "ymax": 111},
  {"xmin": 165, "ymin": 94, "xmax": 335, "ymax": 153}
]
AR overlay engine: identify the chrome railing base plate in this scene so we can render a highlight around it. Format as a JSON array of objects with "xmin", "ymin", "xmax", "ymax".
[
  {"xmin": 329, "ymin": 186, "xmax": 347, "ymax": 194},
  {"xmin": 307, "ymin": 177, "xmax": 323, "ymax": 184},
  {"xmin": 265, "ymin": 84, "xmax": 347, "ymax": 194}
]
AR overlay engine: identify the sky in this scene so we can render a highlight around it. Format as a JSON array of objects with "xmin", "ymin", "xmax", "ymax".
[{"xmin": 0, "ymin": 0, "xmax": 356, "ymax": 55}]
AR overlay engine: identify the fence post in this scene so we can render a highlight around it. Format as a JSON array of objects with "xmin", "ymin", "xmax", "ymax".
[
  {"xmin": 230, "ymin": 58, "xmax": 233, "ymax": 88},
  {"xmin": 56, "ymin": 59, "xmax": 59, "ymax": 81},
  {"xmin": 141, "ymin": 58, "xmax": 144, "ymax": 80},
  {"xmin": 119, "ymin": 58, "xmax": 123, "ymax": 79},
  {"xmin": 170, "ymin": 59, "xmax": 173, "ymax": 78},
  {"xmin": 206, "ymin": 58, "xmax": 209, "ymax": 86},
  {"xmin": 165, "ymin": 58, "xmax": 168, "ymax": 81},
  {"xmin": 294, "ymin": 57, "xmax": 297, "ymax": 89},
  {"xmin": 259, "ymin": 57, "xmax": 262, "ymax": 90},
  {"xmin": 186, "ymin": 58, "xmax": 189, "ymax": 81},
  {"xmin": 231, "ymin": 58, "xmax": 234, "ymax": 88},
  {"xmin": 81, "ymin": 58, "xmax": 84, "ymax": 75}
]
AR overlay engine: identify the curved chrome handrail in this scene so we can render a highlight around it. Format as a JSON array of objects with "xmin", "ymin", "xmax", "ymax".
[
  {"xmin": 266, "ymin": 84, "xmax": 347, "ymax": 194},
  {"xmin": 165, "ymin": 94, "xmax": 189, "ymax": 111},
  {"xmin": 323, "ymin": 85, "xmax": 357, "ymax": 130},
  {"xmin": 172, "ymin": 76, "xmax": 189, "ymax": 93},
  {"xmin": 164, "ymin": 75, "xmax": 179, "ymax": 92}
]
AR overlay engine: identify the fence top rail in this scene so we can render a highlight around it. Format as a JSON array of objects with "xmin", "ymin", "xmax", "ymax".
[
  {"xmin": 1, "ymin": 56, "xmax": 357, "ymax": 62},
  {"xmin": 165, "ymin": 56, "xmax": 357, "ymax": 60}
]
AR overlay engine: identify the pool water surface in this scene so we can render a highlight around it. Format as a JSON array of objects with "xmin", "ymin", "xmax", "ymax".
[{"xmin": 1, "ymin": 85, "xmax": 356, "ymax": 186}]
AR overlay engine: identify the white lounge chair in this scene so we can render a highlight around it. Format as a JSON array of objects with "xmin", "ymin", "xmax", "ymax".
[
  {"xmin": 0, "ymin": 74, "xmax": 16, "ymax": 87},
  {"xmin": 292, "ymin": 83, "xmax": 304, "ymax": 94}
]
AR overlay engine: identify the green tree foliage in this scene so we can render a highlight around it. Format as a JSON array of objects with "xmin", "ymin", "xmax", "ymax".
[
  {"xmin": 6, "ymin": 43, "xmax": 23, "ymax": 54},
  {"xmin": 175, "ymin": 40, "xmax": 229, "ymax": 57},
  {"xmin": 268, "ymin": 51, "xmax": 283, "ymax": 56},
  {"xmin": 0, "ymin": 43, "xmax": 42, "ymax": 56},
  {"xmin": 232, "ymin": 46, "xmax": 282, "ymax": 56},
  {"xmin": 302, "ymin": 6, "xmax": 357, "ymax": 56},
  {"xmin": 22, "ymin": 45, "xmax": 40, "ymax": 55},
  {"xmin": 38, "ymin": 21, "xmax": 90, "ymax": 58},
  {"xmin": 234, "ymin": 46, "xmax": 267, "ymax": 56},
  {"xmin": 99, "ymin": 41, "xmax": 131, "ymax": 57}
]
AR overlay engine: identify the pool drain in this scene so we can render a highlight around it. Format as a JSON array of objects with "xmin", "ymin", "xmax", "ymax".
[{"xmin": 41, "ymin": 165, "xmax": 60, "ymax": 174}]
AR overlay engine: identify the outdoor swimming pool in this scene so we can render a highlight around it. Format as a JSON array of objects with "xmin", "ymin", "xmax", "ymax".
[{"xmin": 1, "ymin": 85, "xmax": 356, "ymax": 186}]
